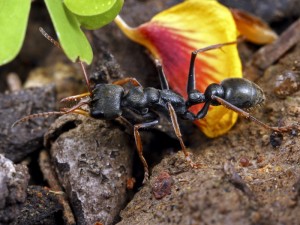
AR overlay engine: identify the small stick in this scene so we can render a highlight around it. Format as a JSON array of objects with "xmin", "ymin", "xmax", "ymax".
[
  {"xmin": 244, "ymin": 18, "xmax": 300, "ymax": 81},
  {"xmin": 6, "ymin": 72, "xmax": 22, "ymax": 92},
  {"xmin": 39, "ymin": 150, "xmax": 76, "ymax": 225},
  {"xmin": 224, "ymin": 160, "xmax": 255, "ymax": 200}
]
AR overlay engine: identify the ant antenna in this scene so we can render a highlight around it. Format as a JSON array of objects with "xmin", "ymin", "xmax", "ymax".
[
  {"xmin": 77, "ymin": 59, "xmax": 93, "ymax": 96},
  {"xmin": 11, "ymin": 111, "xmax": 66, "ymax": 128},
  {"xmin": 12, "ymin": 98, "xmax": 91, "ymax": 128},
  {"xmin": 193, "ymin": 41, "xmax": 238, "ymax": 55},
  {"xmin": 39, "ymin": 27, "xmax": 61, "ymax": 49},
  {"xmin": 39, "ymin": 27, "xmax": 93, "ymax": 96},
  {"xmin": 12, "ymin": 28, "xmax": 94, "ymax": 127}
]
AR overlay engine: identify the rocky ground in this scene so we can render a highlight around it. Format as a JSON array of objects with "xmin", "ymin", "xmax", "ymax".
[{"xmin": 0, "ymin": 1, "xmax": 299, "ymax": 225}]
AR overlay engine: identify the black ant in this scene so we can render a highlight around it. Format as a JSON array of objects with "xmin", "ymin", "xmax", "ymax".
[{"xmin": 13, "ymin": 29, "xmax": 297, "ymax": 183}]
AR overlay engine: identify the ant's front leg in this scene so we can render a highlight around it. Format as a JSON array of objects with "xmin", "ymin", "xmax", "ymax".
[
  {"xmin": 187, "ymin": 42, "xmax": 237, "ymax": 95},
  {"xmin": 60, "ymin": 92, "xmax": 91, "ymax": 103},
  {"xmin": 185, "ymin": 42, "xmax": 238, "ymax": 107},
  {"xmin": 60, "ymin": 102, "xmax": 90, "ymax": 117},
  {"xmin": 212, "ymin": 95, "xmax": 299, "ymax": 133}
]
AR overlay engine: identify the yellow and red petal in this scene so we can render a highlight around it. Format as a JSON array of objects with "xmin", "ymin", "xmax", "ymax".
[{"xmin": 115, "ymin": 0, "xmax": 242, "ymax": 137}]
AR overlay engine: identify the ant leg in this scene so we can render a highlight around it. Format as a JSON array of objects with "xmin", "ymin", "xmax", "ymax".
[
  {"xmin": 186, "ymin": 42, "xmax": 237, "ymax": 102},
  {"xmin": 60, "ymin": 97, "xmax": 90, "ymax": 115},
  {"xmin": 60, "ymin": 92, "xmax": 91, "ymax": 103},
  {"xmin": 113, "ymin": 77, "xmax": 142, "ymax": 87},
  {"xmin": 154, "ymin": 59, "xmax": 169, "ymax": 90},
  {"xmin": 63, "ymin": 108, "xmax": 90, "ymax": 117},
  {"xmin": 133, "ymin": 120, "xmax": 159, "ymax": 184},
  {"xmin": 167, "ymin": 102, "xmax": 199, "ymax": 168},
  {"xmin": 212, "ymin": 95, "xmax": 298, "ymax": 133}
]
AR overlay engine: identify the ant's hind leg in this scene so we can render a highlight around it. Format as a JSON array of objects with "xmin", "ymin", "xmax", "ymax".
[
  {"xmin": 212, "ymin": 95, "xmax": 299, "ymax": 133},
  {"xmin": 133, "ymin": 120, "xmax": 159, "ymax": 184},
  {"xmin": 167, "ymin": 102, "xmax": 199, "ymax": 168}
]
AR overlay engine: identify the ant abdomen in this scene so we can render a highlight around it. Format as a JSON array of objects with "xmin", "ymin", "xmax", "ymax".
[{"xmin": 221, "ymin": 78, "xmax": 265, "ymax": 109}]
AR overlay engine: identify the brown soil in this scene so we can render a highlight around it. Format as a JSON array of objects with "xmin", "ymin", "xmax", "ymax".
[
  {"xmin": 0, "ymin": 1, "xmax": 299, "ymax": 224},
  {"xmin": 117, "ymin": 43, "xmax": 300, "ymax": 225}
]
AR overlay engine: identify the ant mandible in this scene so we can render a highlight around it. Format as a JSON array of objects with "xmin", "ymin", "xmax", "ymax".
[{"xmin": 13, "ymin": 28, "xmax": 297, "ymax": 183}]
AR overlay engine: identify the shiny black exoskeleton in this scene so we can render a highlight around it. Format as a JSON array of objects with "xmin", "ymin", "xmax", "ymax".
[
  {"xmin": 89, "ymin": 42, "xmax": 265, "ymax": 126},
  {"xmin": 15, "ymin": 41, "xmax": 294, "ymax": 183},
  {"xmin": 85, "ymin": 43, "xmax": 269, "ymax": 183},
  {"xmin": 90, "ymin": 76, "xmax": 265, "ymax": 123}
]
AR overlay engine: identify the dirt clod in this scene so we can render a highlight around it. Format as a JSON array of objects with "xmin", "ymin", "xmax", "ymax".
[
  {"xmin": 15, "ymin": 186, "xmax": 63, "ymax": 225},
  {"xmin": 151, "ymin": 171, "xmax": 173, "ymax": 200},
  {"xmin": 270, "ymin": 132, "xmax": 284, "ymax": 148},
  {"xmin": 273, "ymin": 70, "xmax": 300, "ymax": 98}
]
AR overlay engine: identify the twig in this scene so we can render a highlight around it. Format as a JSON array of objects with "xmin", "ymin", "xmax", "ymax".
[
  {"xmin": 39, "ymin": 150, "xmax": 76, "ymax": 225},
  {"xmin": 244, "ymin": 18, "xmax": 300, "ymax": 81},
  {"xmin": 6, "ymin": 72, "xmax": 22, "ymax": 92},
  {"xmin": 224, "ymin": 160, "xmax": 255, "ymax": 200},
  {"xmin": 292, "ymin": 176, "xmax": 300, "ymax": 201}
]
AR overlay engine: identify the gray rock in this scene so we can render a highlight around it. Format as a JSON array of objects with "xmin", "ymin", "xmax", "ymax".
[
  {"xmin": 45, "ymin": 114, "xmax": 134, "ymax": 225},
  {"xmin": 0, "ymin": 85, "xmax": 56, "ymax": 162},
  {"xmin": 0, "ymin": 154, "xmax": 30, "ymax": 225}
]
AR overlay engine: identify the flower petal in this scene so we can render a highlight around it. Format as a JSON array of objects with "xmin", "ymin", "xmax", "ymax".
[
  {"xmin": 115, "ymin": 0, "xmax": 242, "ymax": 137},
  {"xmin": 231, "ymin": 8, "xmax": 278, "ymax": 44}
]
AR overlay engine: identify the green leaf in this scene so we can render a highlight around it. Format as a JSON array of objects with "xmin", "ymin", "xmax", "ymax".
[
  {"xmin": 45, "ymin": 0, "xmax": 93, "ymax": 64},
  {"xmin": 76, "ymin": 0, "xmax": 124, "ymax": 30},
  {"xmin": 0, "ymin": 0, "xmax": 31, "ymax": 65},
  {"xmin": 64, "ymin": 0, "xmax": 117, "ymax": 16}
]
